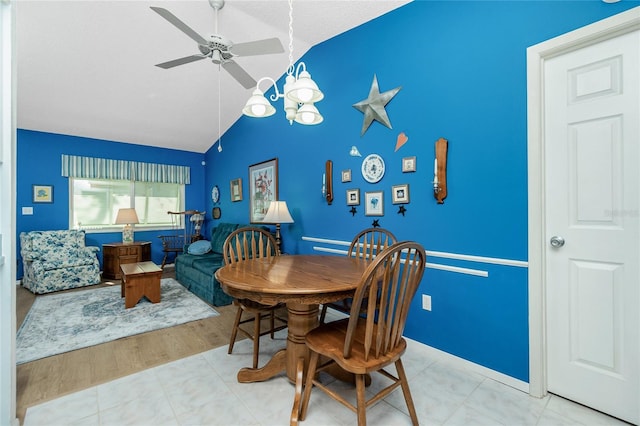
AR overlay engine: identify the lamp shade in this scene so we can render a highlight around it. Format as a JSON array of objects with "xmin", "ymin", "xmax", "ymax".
[
  {"xmin": 115, "ymin": 208, "xmax": 139, "ymax": 225},
  {"xmin": 286, "ymin": 69, "xmax": 324, "ymax": 104},
  {"xmin": 243, "ymin": 89, "xmax": 277, "ymax": 118},
  {"xmin": 262, "ymin": 201, "xmax": 294, "ymax": 224}
]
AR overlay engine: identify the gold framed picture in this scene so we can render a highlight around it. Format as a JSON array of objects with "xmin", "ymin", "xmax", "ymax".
[
  {"xmin": 32, "ymin": 185, "xmax": 53, "ymax": 203},
  {"xmin": 230, "ymin": 178, "xmax": 242, "ymax": 202},
  {"xmin": 249, "ymin": 158, "xmax": 278, "ymax": 223}
]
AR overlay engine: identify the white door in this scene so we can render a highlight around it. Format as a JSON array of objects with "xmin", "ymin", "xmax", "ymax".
[{"xmin": 544, "ymin": 29, "xmax": 639, "ymax": 424}]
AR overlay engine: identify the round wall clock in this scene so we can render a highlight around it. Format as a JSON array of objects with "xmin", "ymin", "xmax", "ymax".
[
  {"xmin": 211, "ymin": 185, "xmax": 220, "ymax": 204},
  {"xmin": 361, "ymin": 153, "xmax": 385, "ymax": 183}
]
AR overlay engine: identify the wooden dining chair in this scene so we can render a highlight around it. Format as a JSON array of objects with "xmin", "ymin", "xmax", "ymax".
[
  {"xmin": 319, "ymin": 227, "xmax": 397, "ymax": 324},
  {"xmin": 298, "ymin": 241, "xmax": 426, "ymax": 426},
  {"xmin": 222, "ymin": 226, "xmax": 288, "ymax": 369}
]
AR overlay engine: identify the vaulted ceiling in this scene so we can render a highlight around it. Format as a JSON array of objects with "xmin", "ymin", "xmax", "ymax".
[{"xmin": 16, "ymin": 1, "xmax": 411, "ymax": 153}]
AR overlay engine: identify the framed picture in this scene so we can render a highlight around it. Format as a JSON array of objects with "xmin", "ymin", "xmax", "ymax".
[
  {"xmin": 346, "ymin": 188, "xmax": 360, "ymax": 206},
  {"xmin": 230, "ymin": 178, "xmax": 243, "ymax": 202},
  {"xmin": 32, "ymin": 185, "xmax": 53, "ymax": 203},
  {"xmin": 341, "ymin": 169, "xmax": 352, "ymax": 183},
  {"xmin": 365, "ymin": 191, "xmax": 384, "ymax": 216},
  {"xmin": 392, "ymin": 184, "xmax": 410, "ymax": 204},
  {"xmin": 249, "ymin": 158, "xmax": 278, "ymax": 223},
  {"xmin": 402, "ymin": 156, "xmax": 416, "ymax": 173}
]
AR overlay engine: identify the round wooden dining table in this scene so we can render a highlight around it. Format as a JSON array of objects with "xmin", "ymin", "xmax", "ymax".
[{"xmin": 215, "ymin": 254, "xmax": 370, "ymax": 384}]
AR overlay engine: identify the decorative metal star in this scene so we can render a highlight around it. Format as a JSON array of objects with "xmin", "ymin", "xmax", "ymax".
[
  {"xmin": 353, "ymin": 74, "xmax": 402, "ymax": 137},
  {"xmin": 397, "ymin": 205, "xmax": 407, "ymax": 216},
  {"xmin": 372, "ymin": 219, "xmax": 380, "ymax": 228},
  {"xmin": 349, "ymin": 206, "xmax": 357, "ymax": 216}
]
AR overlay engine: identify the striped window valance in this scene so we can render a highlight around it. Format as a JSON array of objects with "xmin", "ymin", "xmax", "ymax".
[{"xmin": 62, "ymin": 155, "xmax": 190, "ymax": 184}]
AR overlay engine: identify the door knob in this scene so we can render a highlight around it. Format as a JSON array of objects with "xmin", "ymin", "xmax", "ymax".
[{"xmin": 550, "ymin": 236, "xmax": 565, "ymax": 248}]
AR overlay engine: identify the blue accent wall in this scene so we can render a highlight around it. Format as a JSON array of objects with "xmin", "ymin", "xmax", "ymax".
[
  {"xmin": 17, "ymin": 1, "xmax": 638, "ymax": 384},
  {"xmin": 16, "ymin": 130, "xmax": 206, "ymax": 274},
  {"xmin": 201, "ymin": 1, "xmax": 638, "ymax": 383}
]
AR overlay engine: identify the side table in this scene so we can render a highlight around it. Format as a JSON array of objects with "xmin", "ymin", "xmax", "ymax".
[{"xmin": 102, "ymin": 241, "xmax": 151, "ymax": 280}]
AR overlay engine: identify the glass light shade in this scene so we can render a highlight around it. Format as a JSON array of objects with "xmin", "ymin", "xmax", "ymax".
[
  {"xmin": 243, "ymin": 90, "xmax": 276, "ymax": 118},
  {"xmin": 286, "ymin": 69, "xmax": 324, "ymax": 104},
  {"xmin": 262, "ymin": 201, "xmax": 294, "ymax": 224},
  {"xmin": 294, "ymin": 103, "xmax": 323, "ymax": 125}
]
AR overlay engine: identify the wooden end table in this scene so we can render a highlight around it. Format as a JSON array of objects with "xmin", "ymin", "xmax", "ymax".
[{"xmin": 120, "ymin": 261, "xmax": 162, "ymax": 308}]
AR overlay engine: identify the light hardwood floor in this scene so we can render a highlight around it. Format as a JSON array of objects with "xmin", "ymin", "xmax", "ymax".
[{"xmin": 16, "ymin": 269, "xmax": 243, "ymax": 424}]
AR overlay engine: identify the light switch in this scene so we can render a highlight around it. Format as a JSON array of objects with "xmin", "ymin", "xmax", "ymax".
[
  {"xmin": 422, "ymin": 294, "xmax": 432, "ymax": 311},
  {"xmin": 22, "ymin": 207, "xmax": 34, "ymax": 215}
]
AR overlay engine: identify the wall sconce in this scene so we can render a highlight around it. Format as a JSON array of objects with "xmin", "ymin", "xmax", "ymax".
[
  {"xmin": 242, "ymin": 0, "xmax": 324, "ymax": 126},
  {"xmin": 115, "ymin": 208, "xmax": 140, "ymax": 244},
  {"xmin": 433, "ymin": 137, "xmax": 448, "ymax": 204}
]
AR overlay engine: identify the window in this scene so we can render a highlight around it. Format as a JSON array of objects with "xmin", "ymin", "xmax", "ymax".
[{"xmin": 70, "ymin": 178, "xmax": 184, "ymax": 231}]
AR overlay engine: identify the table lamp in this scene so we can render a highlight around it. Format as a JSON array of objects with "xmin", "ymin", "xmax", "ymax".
[
  {"xmin": 115, "ymin": 208, "xmax": 139, "ymax": 244},
  {"xmin": 262, "ymin": 201, "xmax": 294, "ymax": 252}
]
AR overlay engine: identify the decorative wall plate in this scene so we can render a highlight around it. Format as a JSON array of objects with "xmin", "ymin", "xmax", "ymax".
[
  {"xmin": 211, "ymin": 185, "xmax": 220, "ymax": 203},
  {"xmin": 361, "ymin": 153, "xmax": 385, "ymax": 183}
]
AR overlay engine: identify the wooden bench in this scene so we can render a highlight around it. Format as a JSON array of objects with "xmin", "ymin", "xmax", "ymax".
[{"xmin": 120, "ymin": 261, "xmax": 162, "ymax": 308}]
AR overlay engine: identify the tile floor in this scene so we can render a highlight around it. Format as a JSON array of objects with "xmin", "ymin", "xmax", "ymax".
[{"xmin": 24, "ymin": 327, "xmax": 628, "ymax": 426}]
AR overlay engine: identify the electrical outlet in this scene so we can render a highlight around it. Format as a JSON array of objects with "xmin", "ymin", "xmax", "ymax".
[{"xmin": 422, "ymin": 294, "xmax": 432, "ymax": 311}]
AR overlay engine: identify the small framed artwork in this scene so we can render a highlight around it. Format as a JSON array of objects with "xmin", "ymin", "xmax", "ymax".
[
  {"xmin": 392, "ymin": 184, "xmax": 410, "ymax": 204},
  {"xmin": 402, "ymin": 156, "xmax": 416, "ymax": 173},
  {"xmin": 249, "ymin": 158, "xmax": 278, "ymax": 223},
  {"xmin": 365, "ymin": 191, "xmax": 384, "ymax": 216},
  {"xmin": 346, "ymin": 188, "xmax": 360, "ymax": 206},
  {"xmin": 341, "ymin": 169, "xmax": 352, "ymax": 183},
  {"xmin": 230, "ymin": 178, "xmax": 243, "ymax": 202},
  {"xmin": 32, "ymin": 185, "xmax": 53, "ymax": 203}
]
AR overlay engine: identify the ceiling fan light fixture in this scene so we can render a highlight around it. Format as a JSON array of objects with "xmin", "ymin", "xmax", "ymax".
[{"xmin": 243, "ymin": 89, "xmax": 276, "ymax": 117}]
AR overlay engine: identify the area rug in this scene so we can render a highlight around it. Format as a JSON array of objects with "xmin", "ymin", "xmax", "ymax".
[{"xmin": 16, "ymin": 278, "xmax": 219, "ymax": 364}]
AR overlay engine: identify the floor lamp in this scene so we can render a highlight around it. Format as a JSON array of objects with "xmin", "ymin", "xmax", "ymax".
[{"xmin": 262, "ymin": 201, "xmax": 294, "ymax": 253}]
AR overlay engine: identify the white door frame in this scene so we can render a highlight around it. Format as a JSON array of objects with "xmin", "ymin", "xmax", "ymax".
[{"xmin": 527, "ymin": 6, "xmax": 640, "ymax": 399}]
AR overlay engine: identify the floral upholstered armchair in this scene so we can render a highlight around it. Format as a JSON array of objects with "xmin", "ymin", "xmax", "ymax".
[{"xmin": 20, "ymin": 230, "xmax": 101, "ymax": 294}]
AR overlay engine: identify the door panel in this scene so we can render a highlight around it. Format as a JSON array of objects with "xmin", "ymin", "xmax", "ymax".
[{"xmin": 544, "ymin": 29, "xmax": 639, "ymax": 424}]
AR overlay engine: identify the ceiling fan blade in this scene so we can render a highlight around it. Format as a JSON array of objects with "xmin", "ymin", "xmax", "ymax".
[
  {"xmin": 150, "ymin": 7, "xmax": 208, "ymax": 46},
  {"xmin": 222, "ymin": 61, "xmax": 257, "ymax": 89},
  {"xmin": 155, "ymin": 55, "xmax": 207, "ymax": 69},
  {"xmin": 231, "ymin": 38, "xmax": 285, "ymax": 57}
]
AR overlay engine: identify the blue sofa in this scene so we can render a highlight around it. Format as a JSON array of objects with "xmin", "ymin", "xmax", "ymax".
[{"xmin": 176, "ymin": 222, "xmax": 269, "ymax": 306}]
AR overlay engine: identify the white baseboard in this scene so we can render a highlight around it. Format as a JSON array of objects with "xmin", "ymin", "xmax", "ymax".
[{"xmin": 407, "ymin": 338, "xmax": 530, "ymax": 394}]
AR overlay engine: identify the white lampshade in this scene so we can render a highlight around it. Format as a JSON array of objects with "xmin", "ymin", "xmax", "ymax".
[
  {"xmin": 115, "ymin": 208, "xmax": 139, "ymax": 244},
  {"xmin": 286, "ymin": 69, "xmax": 324, "ymax": 104},
  {"xmin": 115, "ymin": 208, "xmax": 139, "ymax": 225},
  {"xmin": 243, "ymin": 89, "xmax": 276, "ymax": 118},
  {"xmin": 294, "ymin": 103, "xmax": 323, "ymax": 125},
  {"xmin": 262, "ymin": 201, "xmax": 294, "ymax": 224}
]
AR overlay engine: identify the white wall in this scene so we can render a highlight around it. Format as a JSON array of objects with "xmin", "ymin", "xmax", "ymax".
[{"xmin": 0, "ymin": 0, "xmax": 17, "ymax": 425}]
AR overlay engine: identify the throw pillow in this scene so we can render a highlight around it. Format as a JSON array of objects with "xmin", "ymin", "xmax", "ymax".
[{"xmin": 187, "ymin": 240, "xmax": 212, "ymax": 255}]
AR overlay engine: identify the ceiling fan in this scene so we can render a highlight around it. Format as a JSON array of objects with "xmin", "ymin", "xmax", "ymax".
[{"xmin": 151, "ymin": 0, "xmax": 284, "ymax": 89}]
